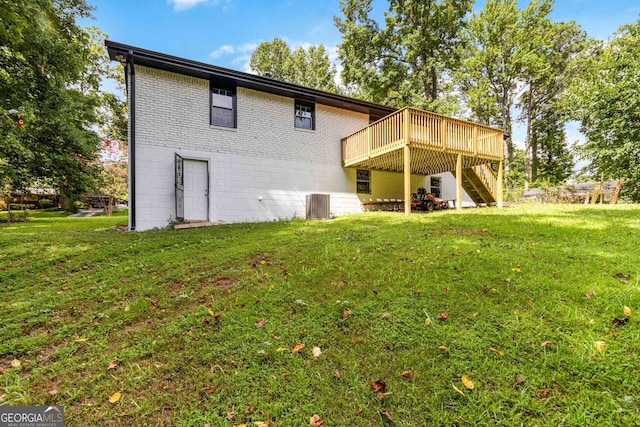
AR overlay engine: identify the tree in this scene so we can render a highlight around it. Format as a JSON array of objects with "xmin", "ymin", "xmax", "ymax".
[
  {"xmin": 458, "ymin": 0, "xmax": 553, "ymax": 188},
  {"xmin": 0, "ymin": 0, "xmax": 103, "ymax": 206},
  {"xmin": 570, "ymin": 21, "xmax": 640, "ymax": 201},
  {"xmin": 249, "ymin": 38, "xmax": 338, "ymax": 93},
  {"xmin": 96, "ymin": 139, "xmax": 127, "ymax": 216},
  {"xmin": 335, "ymin": 0, "xmax": 472, "ymax": 113},
  {"xmin": 518, "ymin": 20, "xmax": 589, "ymax": 189}
]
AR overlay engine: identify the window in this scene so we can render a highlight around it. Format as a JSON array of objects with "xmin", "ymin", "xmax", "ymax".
[
  {"xmin": 430, "ymin": 176, "xmax": 441, "ymax": 198},
  {"xmin": 210, "ymin": 83, "xmax": 236, "ymax": 128},
  {"xmin": 357, "ymin": 169, "xmax": 371, "ymax": 194},
  {"xmin": 295, "ymin": 101, "xmax": 315, "ymax": 130}
]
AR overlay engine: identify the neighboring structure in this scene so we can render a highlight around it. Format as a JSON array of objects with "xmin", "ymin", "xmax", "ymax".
[{"xmin": 106, "ymin": 41, "xmax": 503, "ymax": 231}]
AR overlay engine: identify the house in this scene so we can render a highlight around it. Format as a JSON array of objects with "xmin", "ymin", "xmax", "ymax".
[{"xmin": 106, "ymin": 41, "xmax": 503, "ymax": 231}]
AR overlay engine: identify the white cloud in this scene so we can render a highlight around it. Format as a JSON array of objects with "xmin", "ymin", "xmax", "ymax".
[
  {"xmin": 169, "ymin": 0, "xmax": 212, "ymax": 11},
  {"xmin": 209, "ymin": 45, "xmax": 234, "ymax": 58},
  {"xmin": 169, "ymin": 0, "xmax": 231, "ymax": 11}
]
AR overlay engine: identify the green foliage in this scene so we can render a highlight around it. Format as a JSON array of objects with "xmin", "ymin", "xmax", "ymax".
[
  {"xmin": 335, "ymin": 0, "xmax": 472, "ymax": 113},
  {"xmin": 570, "ymin": 21, "xmax": 640, "ymax": 201},
  {"xmin": 1, "ymin": 207, "xmax": 639, "ymax": 425},
  {"xmin": 249, "ymin": 38, "xmax": 338, "ymax": 93},
  {"xmin": 0, "ymin": 1, "xmax": 103, "ymax": 201}
]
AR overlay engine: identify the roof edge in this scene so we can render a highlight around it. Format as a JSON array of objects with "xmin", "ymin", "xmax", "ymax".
[{"xmin": 105, "ymin": 40, "xmax": 396, "ymax": 117}]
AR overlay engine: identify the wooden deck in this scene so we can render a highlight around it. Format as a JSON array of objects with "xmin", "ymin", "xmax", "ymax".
[{"xmin": 342, "ymin": 107, "xmax": 504, "ymax": 213}]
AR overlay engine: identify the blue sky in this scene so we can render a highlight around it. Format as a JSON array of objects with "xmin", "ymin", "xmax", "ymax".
[
  {"xmin": 82, "ymin": 0, "xmax": 640, "ymax": 146},
  {"xmin": 85, "ymin": 0, "xmax": 640, "ymax": 72}
]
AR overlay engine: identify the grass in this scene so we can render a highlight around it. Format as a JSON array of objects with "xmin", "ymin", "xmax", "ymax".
[{"xmin": 0, "ymin": 205, "xmax": 639, "ymax": 426}]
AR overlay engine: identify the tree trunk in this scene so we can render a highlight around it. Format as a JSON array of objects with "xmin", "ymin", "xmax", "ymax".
[
  {"xmin": 107, "ymin": 196, "xmax": 113, "ymax": 216},
  {"xmin": 524, "ymin": 85, "xmax": 536, "ymax": 192}
]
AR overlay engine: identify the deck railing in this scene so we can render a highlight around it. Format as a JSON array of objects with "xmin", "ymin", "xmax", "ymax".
[
  {"xmin": 343, "ymin": 107, "xmax": 503, "ymax": 166},
  {"xmin": 472, "ymin": 163, "xmax": 498, "ymax": 200}
]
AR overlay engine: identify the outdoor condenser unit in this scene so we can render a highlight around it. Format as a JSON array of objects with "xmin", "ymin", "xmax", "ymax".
[{"xmin": 306, "ymin": 194, "xmax": 330, "ymax": 220}]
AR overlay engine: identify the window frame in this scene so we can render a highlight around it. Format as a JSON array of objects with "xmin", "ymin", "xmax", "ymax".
[
  {"xmin": 210, "ymin": 80, "xmax": 237, "ymax": 128},
  {"xmin": 294, "ymin": 100, "xmax": 315, "ymax": 130}
]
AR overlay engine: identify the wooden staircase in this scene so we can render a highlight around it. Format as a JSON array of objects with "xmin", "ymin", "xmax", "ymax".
[{"xmin": 460, "ymin": 164, "xmax": 498, "ymax": 206}]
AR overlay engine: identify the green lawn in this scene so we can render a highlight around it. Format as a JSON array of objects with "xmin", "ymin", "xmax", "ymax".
[{"xmin": 0, "ymin": 205, "xmax": 639, "ymax": 426}]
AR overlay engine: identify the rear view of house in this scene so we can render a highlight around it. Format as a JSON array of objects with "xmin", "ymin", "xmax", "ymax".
[{"xmin": 106, "ymin": 41, "xmax": 503, "ymax": 231}]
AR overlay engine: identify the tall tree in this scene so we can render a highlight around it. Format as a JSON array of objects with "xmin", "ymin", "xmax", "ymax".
[
  {"xmin": 0, "ymin": 0, "xmax": 103, "ymax": 205},
  {"xmin": 518, "ymin": 20, "xmax": 589, "ymax": 190},
  {"xmin": 570, "ymin": 21, "xmax": 640, "ymax": 201},
  {"xmin": 335, "ymin": 0, "xmax": 472, "ymax": 113},
  {"xmin": 458, "ymin": 0, "xmax": 553, "ymax": 188},
  {"xmin": 249, "ymin": 38, "xmax": 338, "ymax": 93}
]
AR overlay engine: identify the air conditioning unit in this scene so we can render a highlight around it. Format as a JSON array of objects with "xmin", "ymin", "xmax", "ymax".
[{"xmin": 306, "ymin": 194, "xmax": 330, "ymax": 220}]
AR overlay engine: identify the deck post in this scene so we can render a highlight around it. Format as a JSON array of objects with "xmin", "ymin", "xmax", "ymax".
[
  {"xmin": 497, "ymin": 160, "xmax": 504, "ymax": 208},
  {"xmin": 456, "ymin": 153, "xmax": 462, "ymax": 210},
  {"xmin": 403, "ymin": 108, "xmax": 411, "ymax": 216}
]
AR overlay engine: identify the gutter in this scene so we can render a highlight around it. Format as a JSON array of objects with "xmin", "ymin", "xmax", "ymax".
[{"xmin": 123, "ymin": 50, "xmax": 136, "ymax": 231}]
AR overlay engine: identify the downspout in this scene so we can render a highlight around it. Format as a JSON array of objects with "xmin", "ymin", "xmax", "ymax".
[{"xmin": 128, "ymin": 50, "xmax": 137, "ymax": 231}]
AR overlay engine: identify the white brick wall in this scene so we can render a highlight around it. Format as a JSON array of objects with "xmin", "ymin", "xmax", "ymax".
[{"xmin": 131, "ymin": 67, "xmax": 374, "ymax": 230}]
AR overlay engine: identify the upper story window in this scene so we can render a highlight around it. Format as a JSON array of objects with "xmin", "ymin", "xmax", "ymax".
[
  {"xmin": 295, "ymin": 101, "xmax": 315, "ymax": 130},
  {"xmin": 210, "ymin": 82, "xmax": 236, "ymax": 128}
]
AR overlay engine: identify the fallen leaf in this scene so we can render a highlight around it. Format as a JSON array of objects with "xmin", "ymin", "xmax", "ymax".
[
  {"xmin": 380, "ymin": 411, "xmax": 393, "ymax": 422},
  {"xmin": 381, "ymin": 312, "xmax": 391, "ymax": 319},
  {"xmin": 232, "ymin": 424, "xmax": 247, "ymax": 427},
  {"xmin": 461, "ymin": 375, "xmax": 474, "ymax": 390},
  {"xmin": 512, "ymin": 267, "xmax": 521, "ymax": 272},
  {"xmin": 245, "ymin": 406, "xmax": 255, "ymax": 414},
  {"xmin": 371, "ymin": 380, "xmax": 386, "ymax": 393},
  {"xmin": 452, "ymin": 384, "xmax": 465, "ymax": 396},
  {"xmin": 10, "ymin": 359, "xmax": 21, "ymax": 368},
  {"xmin": 524, "ymin": 300, "xmax": 533, "ymax": 307},
  {"xmin": 254, "ymin": 422, "xmax": 270, "ymax": 427},
  {"xmin": 401, "ymin": 370, "xmax": 411, "ymax": 378},
  {"xmin": 292, "ymin": 343, "xmax": 305, "ymax": 354},
  {"xmin": 208, "ymin": 309, "xmax": 215, "ymax": 316},
  {"xmin": 515, "ymin": 377, "xmax": 525, "ymax": 384},
  {"xmin": 259, "ymin": 259, "xmax": 266, "ymax": 265},
  {"xmin": 200, "ymin": 386, "xmax": 217, "ymax": 393},
  {"xmin": 437, "ymin": 311, "xmax": 448, "ymax": 321},
  {"xmin": 424, "ymin": 318, "xmax": 432, "ymax": 325},
  {"xmin": 334, "ymin": 371, "xmax": 341, "ymax": 379},
  {"xmin": 312, "ymin": 346, "xmax": 322, "ymax": 357},
  {"xmin": 377, "ymin": 392, "xmax": 392, "ymax": 400},
  {"xmin": 482, "ymin": 285, "xmax": 489, "ymax": 293},
  {"xmin": 48, "ymin": 389, "xmax": 58, "ymax": 396},
  {"xmin": 444, "ymin": 287, "xmax": 449, "ymax": 292},
  {"xmin": 594, "ymin": 341, "xmax": 606, "ymax": 352},
  {"xmin": 342, "ymin": 309, "xmax": 351, "ymax": 319},
  {"xmin": 226, "ymin": 411, "xmax": 235, "ymax": 420},
  {"xmin": 355, "ymin": 408, "xmax": 363, "ymax": 415},
  {"xmin": 352, "ymin": 338, "xmax": 359, "ymax": 344},
  {"xmin": 107, "ymin": 360, "xmax": 119, "ymax": 370},
  {"xmin": 541, "ymin": 341, "xmax": 554, "ymax": 347},
  {"xmin": 438, "ymin": 346, "xmax": 448, "ymax": 351},
  {"xmin": 489, "ymin": 347, "xmax": 504, "ymax": 356},
  {"xmin": 540, "ymin": 389, "xmax": 551, "ymax": 398},
  {"xmin": 624, "ymin": 306, "xmax": 632, "ymax": 317},
  {"xmin": 204, "ymin": 424, "xmax": 211, "ymax": 427},
  {"xmin": 585, "ymin": 290, "xmax": 595, "ymax": 299},
  {"xmin": 310, "ymin": 414, "xmax": 324, "ymax": 427},
  {"xmin": 254, "ymin": 319, "xmax": 266, "ymax": 328},
  {"xmin": 108, "ymin": 392, "xmax": 121, "ymax": 403},
  {"xmin": 74, "ymin": 338, "xmax": 89, "ymax": 343}
]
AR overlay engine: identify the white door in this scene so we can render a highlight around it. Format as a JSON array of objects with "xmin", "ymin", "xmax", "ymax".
[{"xmin": 183, "ymin": 159, "xmax": 208, "ymax": 221}]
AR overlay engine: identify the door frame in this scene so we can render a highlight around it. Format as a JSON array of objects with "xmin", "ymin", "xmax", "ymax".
[{"xmin": 175, "ymin": 154, "xmax": 210, "ymax": 222}]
